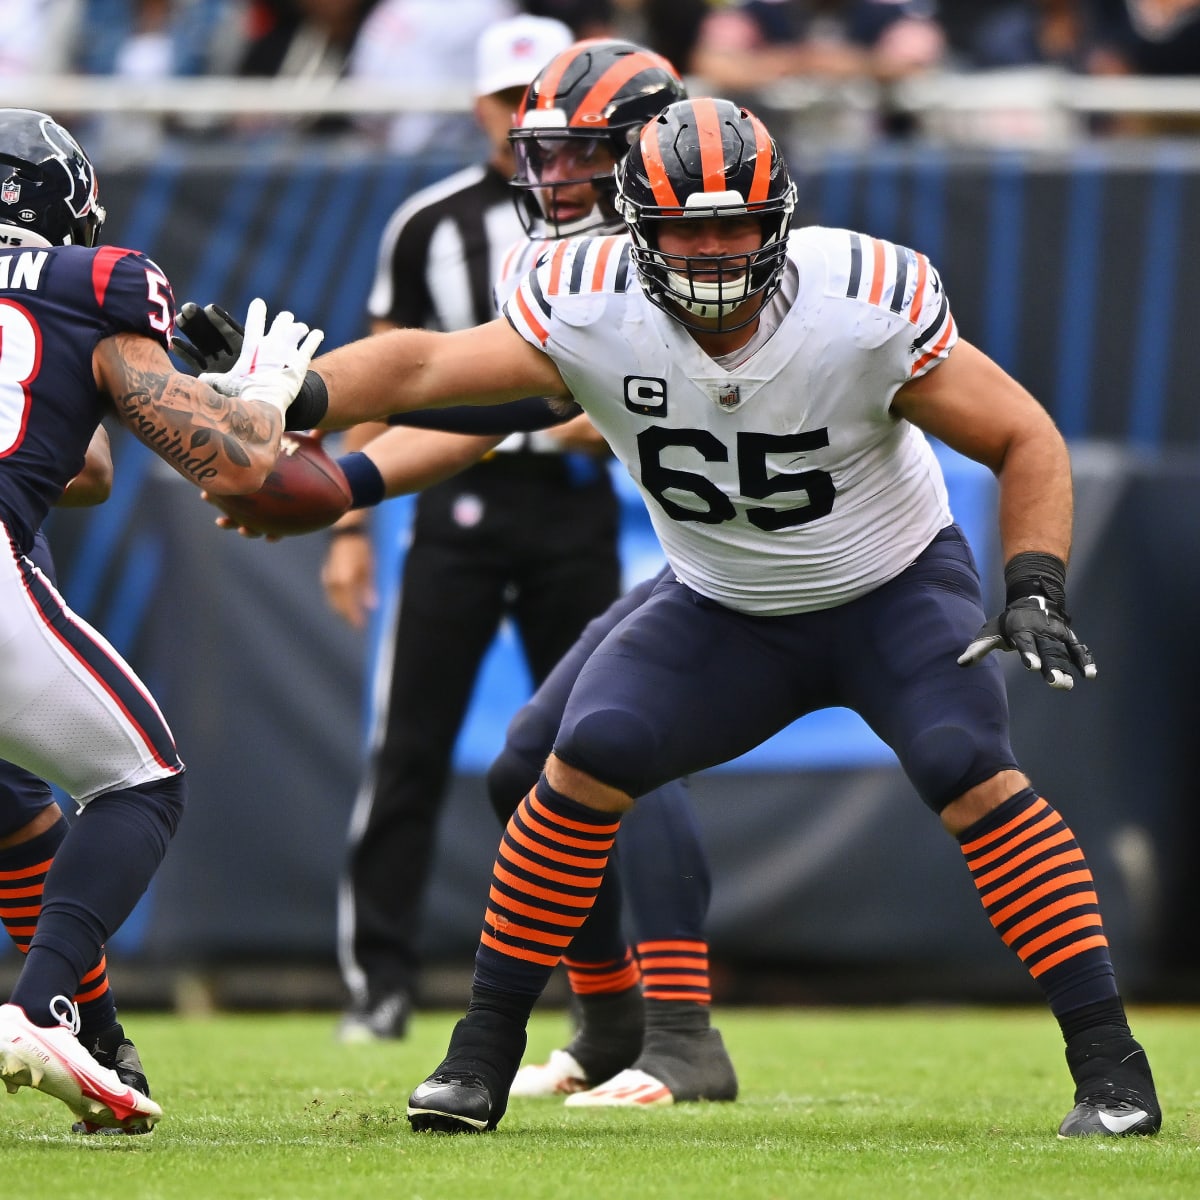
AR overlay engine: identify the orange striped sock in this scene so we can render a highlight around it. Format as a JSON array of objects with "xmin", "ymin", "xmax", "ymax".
[
  {"xmin": 959, "ymin": 788, "xmax": 1117, "ymax": 1015},
  {"xmin": 0, "ymin": 822, "xmax": 117, "ymax": 1035},
  {"xmin": 565, "ymin": 948, "xmax": 641, "ymax": 996},
  {"xmin": 0, "ymin": 854, "xmax": 45, "ymax": 957},
  {"xmin": 637, "ymin": 938, "xmax": 713, "ymax": 1005},
  {"xmin": 475, "ymin": 779, "xmax": 621, "ymax": 996},
  {"xmin": 74, "ymin": 953, "xmax": 118, "ymax": 1036}
]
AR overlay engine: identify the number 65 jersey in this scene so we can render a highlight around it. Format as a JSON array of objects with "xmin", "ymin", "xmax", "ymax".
[
  {"xmin": 504, "ymin": 226, "xmax": 960, "ymax": 617},
  {"xmin": 0, "ymin": 243, "xmax": 175, "ymax": 554}
]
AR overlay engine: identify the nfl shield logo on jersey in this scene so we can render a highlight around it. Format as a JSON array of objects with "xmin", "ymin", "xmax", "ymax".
[
  {"xmin": 716, "ymin": 383, "xmax": 742, "ymax": 410},
  {"xmin": 1, "ymin": 179, "xmax": 20, "ymax": 205}
]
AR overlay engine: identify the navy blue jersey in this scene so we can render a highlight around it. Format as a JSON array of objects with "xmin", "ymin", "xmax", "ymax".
[{"xmin": 0, "ymin": 244, "xmax": 174, "ymax": 552}]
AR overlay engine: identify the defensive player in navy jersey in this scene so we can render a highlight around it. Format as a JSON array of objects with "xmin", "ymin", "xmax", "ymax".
[
  {"xmin": 0, "ymin": 107, "xmax": 321, "ymax": 1133},
  {"xmin": 226, "ymin": 97, "xmax": 1157, "ymax": 1139},
  {"xmin": 0, "ymin": 427, "xmax": 158, "ymax": 1134}
]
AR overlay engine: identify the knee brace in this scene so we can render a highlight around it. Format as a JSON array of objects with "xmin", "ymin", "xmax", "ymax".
[
  {"xmin": 904, "ymin": 721, "xmax": 1016, "ymax": 814},
  {"xmin": 555, "ymin": 706, "xmax": 664, "ymax": 798}
]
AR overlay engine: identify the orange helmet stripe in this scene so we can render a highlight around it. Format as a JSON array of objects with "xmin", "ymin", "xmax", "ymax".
[
  {"xmin": 691, "ymin": 97, "xmax": 728, "ymax": 194},
  {"xmin": 570, "ymin": 49, "xmax": 680, "ymax": 127},
  {"xmin": 639, "ymin": 118, "xmax": 680, "ymax": 208},
  {"xmin": 534, "ymin": 44, "xmax": 581, "ymax": 112},
  {"xmin": 746, "ymin": 110, "xmax": 773, "ymax": 203}
]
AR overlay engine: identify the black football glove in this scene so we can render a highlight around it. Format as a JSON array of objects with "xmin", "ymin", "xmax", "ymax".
[
  {"xmin": 173, "ymin": 300, "xmax": 330, "ymax": 431},
  {"xmin": 171, "ymin": 302, "xmax": 245, "ymax": 374},
  {"xmin": 957, "ymin": 551, "xmax": 1096, "ymax": 690}
]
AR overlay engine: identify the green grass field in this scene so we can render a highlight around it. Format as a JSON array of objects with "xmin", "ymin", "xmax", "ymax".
[{"xmin": 1, "ymin": 1006, "xmax": 1197, "ymax": 1200}]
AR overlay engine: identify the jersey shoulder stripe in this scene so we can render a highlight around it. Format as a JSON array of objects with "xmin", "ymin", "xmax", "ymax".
[
  {"xmin": 498, "ymin": 237, "xmax": 542, "ymax": 288},
  {"xmin": 540, "ymin": 235, "xmax": 632, "ymax": 297},
  {"xmin": 507, "ymin": 263, "xmax": 552, "ymax": 345},
  {"xmin": 842, "ymin": 230, "xmax": 930, "ymax": 314},
  {"xmin": 91, "ymin": 246, "xmax": 140, "ymax": 307},
  {"xmin": 795, "ymin": 226, "xmax": 957, "ymax": 378},
  {"xmin": 504, "ymin": 235, "xmax": 631, "ymax": 347}
]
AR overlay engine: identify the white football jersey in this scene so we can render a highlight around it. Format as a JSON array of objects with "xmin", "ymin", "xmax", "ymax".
[{"xmin": 503, "ymin": 226, "xmax": 960, "ymax": 616}]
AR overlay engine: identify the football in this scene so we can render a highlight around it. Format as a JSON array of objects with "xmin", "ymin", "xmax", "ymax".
[{"xmin": 211, "ymin": 432, "xmax": 352, "ymax": 537}]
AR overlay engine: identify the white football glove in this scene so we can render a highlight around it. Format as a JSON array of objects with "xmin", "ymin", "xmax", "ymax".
[{"xmin": 199, "ymin": 297, "xmax": 324, "ymax": 419}]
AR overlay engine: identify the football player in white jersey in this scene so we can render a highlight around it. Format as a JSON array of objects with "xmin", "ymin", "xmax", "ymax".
[{"xmin": 282, "ymin": 97, "xmax": 1158, "ymax": 1140}]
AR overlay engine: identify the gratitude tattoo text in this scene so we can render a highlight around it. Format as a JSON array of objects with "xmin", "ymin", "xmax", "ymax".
[{"xmin": 116, "ymin": 374, "xmax": 265, "ymax": 483}]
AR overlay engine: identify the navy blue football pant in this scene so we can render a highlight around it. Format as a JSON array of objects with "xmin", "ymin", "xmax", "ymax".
[{"xmin": 553, "ymin": 525, "xmax": 1018, "ymax": 812}]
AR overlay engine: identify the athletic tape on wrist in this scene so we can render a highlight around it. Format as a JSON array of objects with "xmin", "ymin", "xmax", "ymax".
[{"xmin": 1003, "ymin": 551, "xmax": 1067, "ymax": 609}]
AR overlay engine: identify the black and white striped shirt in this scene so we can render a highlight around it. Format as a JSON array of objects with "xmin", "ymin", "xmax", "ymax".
[{"xmin": 367, "ymin": 162, "xmax": 521, "ymax": 333}]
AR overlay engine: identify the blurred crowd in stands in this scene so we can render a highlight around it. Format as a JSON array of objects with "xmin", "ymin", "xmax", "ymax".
[{"xmin": 3, "ymin": 1, "xmax": 1199, "ymax": 152}]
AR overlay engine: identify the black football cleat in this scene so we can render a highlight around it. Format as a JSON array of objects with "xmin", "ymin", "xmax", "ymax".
[
  {"xmin": 407, "ymin": 1008, "xmax": 527, "ymax": 1134},
  {"xmin": 1058, "ymin": 1024, "xmax": 1161, "ymax": 1138},
  {"xmin": 1058, "ymin": 1097, "xmax": 1161, "ymax": 1138},
  {"xmin": 337, "ymin": 991, "xmax": 412, "ymax": 1044},
  {"xmin": 71, "ymin": 1024, "xmax": 155, "ymax": 1136},
  {"xmin": 407, "ymin": 1071, "xmax": 495, "ymax": 1133}
]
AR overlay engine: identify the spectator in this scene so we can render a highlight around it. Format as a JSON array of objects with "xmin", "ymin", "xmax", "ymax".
[
  {"xmin": 68, "ymin": 0, "xmax": 245, "ymax": 157},
  {"xmin": 688, "ymin": 1, "xmax": 945, "ymax": 90},
  {"xmin": 521, "ymin": 0, "xmax": 616, "ymax": 37},
  {"xmin": 233, "ymin": 0, "xmax": 378, "ymax": 135},
  {"xmin": 347, "ymin": 0, "xmax": 517, "ymax": 153},
  {"xmin": 968, "ymin": 0, "xmax": 1087, "ymax": 70},
  {"xmin": 77, "ymin": 0, "xmax": 242, "ymax": 77},
  {"xmin": 612, "ymin": 0, "xmax": 712, "ymax": 75},
  {"xmin": 237, "ymin": 0, "xmax": 376, "ymax": 80},
  {"xmin": 942, "ymin": 3, "xmax": 1088, "ymax": 147},
  {"xmin": 1078, "ymin": 0, "xmax": 1200, "ymax": 131},
  {"xmin": 1087, "ymin": 0, "xmax": 1200, "ymax": 75},
  {"xmin": 0, "ymin": 0, "xmax": 82, "ymax": 77}
]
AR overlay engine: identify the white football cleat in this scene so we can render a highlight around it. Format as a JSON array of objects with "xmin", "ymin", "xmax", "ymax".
[
  {"xmin": 563, "ymin": 1068, "xmax": 674, "ymax": 1107},
  {"xmin": 510, "ymin": 1048, "xmax": 590, "ymax": 1097},
  {"xmin": 0, "ymin": 999, "xmax": 162, "ymax": 1132}
]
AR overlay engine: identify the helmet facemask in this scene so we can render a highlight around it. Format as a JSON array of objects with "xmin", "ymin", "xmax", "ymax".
[
  {"xmin": 625, "ymin": 197, "xmax": 794, "ymax": 333},
  {"xmin": 509, "ymin": 39, "xmax": 687, "ymax": 241},
  {"xmin": 615, "ymin": 100, "xmax": 797, "ymax": 334},
  {"xmin": 510, "ymin": 124, "xmax": 624, "ymax": 239}
]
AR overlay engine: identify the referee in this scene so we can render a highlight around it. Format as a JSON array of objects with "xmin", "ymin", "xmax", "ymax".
[{"xmin": 325, "ymin": 14, "xmax": 623, "ymax": 1042}]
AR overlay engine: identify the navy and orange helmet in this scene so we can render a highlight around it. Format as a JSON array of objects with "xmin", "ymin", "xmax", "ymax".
[
  {"xmin": 615, "ymin": 98, "xmax": 797, "ymax": 331},
  {"xmin": 509, "ymin": 39, "xmax": 686, "ymax": 239}
]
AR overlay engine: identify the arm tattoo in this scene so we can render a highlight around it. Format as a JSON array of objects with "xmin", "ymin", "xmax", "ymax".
[{"xmin": 102, "ymin": 336, "xmax": 280, "ymax": 487}]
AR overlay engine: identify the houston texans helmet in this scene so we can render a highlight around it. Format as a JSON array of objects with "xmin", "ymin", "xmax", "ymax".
[{"xmin": 0, "ymin": 109, "xmax": 105, "ymax": 248}]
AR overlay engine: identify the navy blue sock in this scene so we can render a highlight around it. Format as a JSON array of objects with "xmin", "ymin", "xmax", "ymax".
[
  {"xmin": 11, "ymin": 775, "xmax": 185, "ymax": 1026},
  {"xmin": 620, "ymin": 778, "xmax": 710, "ymax": 946},
  {"xmin": 0, "ymin": 816, "xmax": 119, "ymax": 1034},
  {"xmin": 563, "ymin": 858, "xmax": 631, "ymax": 966}
]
